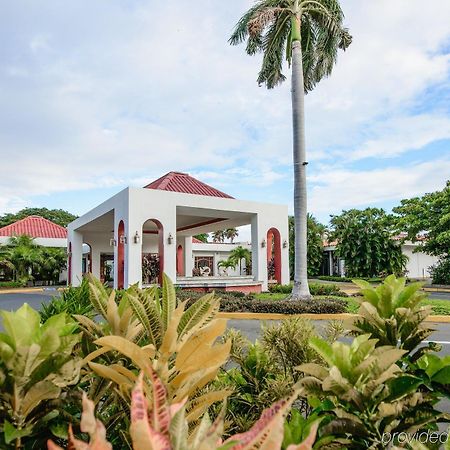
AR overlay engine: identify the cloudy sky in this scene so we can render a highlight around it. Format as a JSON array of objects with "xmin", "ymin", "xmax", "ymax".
[{"xmin": 1, "ymin": 0, "xmax": 449, "ymax": 225}]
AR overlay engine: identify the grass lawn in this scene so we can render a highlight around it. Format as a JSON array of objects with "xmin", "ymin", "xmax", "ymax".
[{"xmin": 253, "ymin": 293, "xmax": 450, "ymax": 316}]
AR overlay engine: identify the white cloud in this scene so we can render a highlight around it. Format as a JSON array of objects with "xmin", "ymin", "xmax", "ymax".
[{"xmin": 0, "ymin": 0, "xmax": 449, "ymax": 216}]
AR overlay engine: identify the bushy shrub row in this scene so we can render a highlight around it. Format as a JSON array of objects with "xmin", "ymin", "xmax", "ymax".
[
  {"xmin": 429, "ymin": 257, "xmax": 450, "ymax": 285},
  {"xmin": 316, "ymin": 275, "xmax": 383, "ymax": 283},
  {"xmin": 269, "ymin": 282, "xmax": 346, "ymax": 297},
  {"xmin": 0, "ymin": 281, "xmax": 24, "ymax": 288}
]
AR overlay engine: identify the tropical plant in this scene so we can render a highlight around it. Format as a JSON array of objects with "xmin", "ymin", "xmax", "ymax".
[
  {"xmin": 40, "ymin": 277, "xmax": 95, "ymax": 323},
  {"xmin": 298, "ymin": 334, "xmax": 449, "ymax": 448},
  {"xmin": 35, "ymin": 247, "xmax": 67, "ymax": 285},
  {"xmin": 349, "ymin": 275, "xmax": 432, "ymax": 354},
  {"xmin": 79, "ymin": 274, "xmax": 231, "ymax": 443},
  {"xmin": 330, "ymin": 208, "xmax": 407, "ymax": 277},
  {"xmin": 212, "ymin": 230, "xmax": 226, "ymax": 243},
  {"xmin": 48, "ymin": 369, "xmax": 316, "ymax": 450},
  {"xmin": 225, "ymin": 228, "xmax": 239, "ymax": 243},
  {"xmin": 1, "ymin": 235, "xmax": 41, "ymax": 283},
  {"xmin": 194, "ymin": 233, "xmax": 209, "ymax": 243},
  {"xmin": 230, "ymin": 0, "xmax": 351, "ymax": 299},
  {"xmin": 217, "ymin": 258, "xmax": 237, "ymax": 275},
  {"xmin": 229, "ymin": 246, "xmax": 251, "ymax": 275},
  {"xmin": 0, "ymin": 304, "xmax": 80, "ymax": 448}
]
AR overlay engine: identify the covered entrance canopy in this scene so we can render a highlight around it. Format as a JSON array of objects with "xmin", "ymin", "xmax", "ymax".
[{"xmin": 67, "ymin": 172, "xmax": 289, "ymax": 292}]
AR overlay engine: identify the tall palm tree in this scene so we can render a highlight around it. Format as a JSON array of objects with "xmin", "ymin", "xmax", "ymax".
[
  {"xmin": 3, "ymin": 235, "xmax": 41, "ymax": 282},
  {"xmin": 230, "ymin": 0, "xmax": 351, "ymax": 299},
  {"xmin": 225, "ymin": 228, "xmax": 239, "ymax": 243}
]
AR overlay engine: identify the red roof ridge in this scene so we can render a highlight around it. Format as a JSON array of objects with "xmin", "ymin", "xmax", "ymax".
[
  {"xmin": 0, "ymin": 216, "xmax": 67, "ymax": 239},
  {"xmin": 144, "ymin": 171, "xmax": 234, "ymax": 199}
]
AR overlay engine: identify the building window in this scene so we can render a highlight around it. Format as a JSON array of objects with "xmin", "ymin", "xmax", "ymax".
[{"xmin": 194, "ymin": 256, "xmax": 214, "ymax": 276}]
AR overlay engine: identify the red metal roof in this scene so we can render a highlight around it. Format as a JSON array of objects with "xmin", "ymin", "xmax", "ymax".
[
  {"xmin": 144, "ymin": 172, "xmax": 234, "ymax": 199},
  {"xmin": 0, "ymin": 216, "xmax": 67, "ymax": 239},
  {"xmin": 192, "ymin": 237, "xmax": 204, "ymax": 244}
]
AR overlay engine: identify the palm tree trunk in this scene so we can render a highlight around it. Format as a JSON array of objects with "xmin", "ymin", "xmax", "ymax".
[{"xmin": 290, "ymin": 20, "xmax": 311, "ymax": 300}]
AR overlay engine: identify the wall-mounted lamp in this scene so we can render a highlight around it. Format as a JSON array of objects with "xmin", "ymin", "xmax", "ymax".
[
  {"xmin": 67, "ymin": 251, "xmax": 72, "ymax": 258},
  {"xmin": 168, "ymin": 233, "xmax": 174, "ymax": 245},
  {"xmin": 283, "ymin": 240, "xmax": 288, "ymax": 248},
  {"xmin": 119, "ymin": 235, "xmax": 127, "ymax": 245},
  {"xmin": 133, "ymin": 231, "xmax": 141, "ymax": 244},
  {"xmin": 261, "ymin": 239, "xmax": 266, "ymax": 248},
  {"xmin": 110, "ymin": 238, "xmax": 117, "ymax": 247}
]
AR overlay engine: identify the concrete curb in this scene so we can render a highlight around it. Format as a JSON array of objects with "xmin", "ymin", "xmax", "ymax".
[
  {"xmin": 0, "ymin": 287, "xmax": 64, "ymax": 295},
  {"xmin": 217, "ymin": 312, "xmax": 450, "ymax": 323}
]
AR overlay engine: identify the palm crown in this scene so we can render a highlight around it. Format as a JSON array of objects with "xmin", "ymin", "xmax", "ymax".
[{"xmin": 229, "ymin": 0, "xmax": 351, "ymax": 90}]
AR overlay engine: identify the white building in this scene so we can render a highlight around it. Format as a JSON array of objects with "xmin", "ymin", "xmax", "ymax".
[{"xmin": 67, "ymin": 172, "xmax": 290, "ymax": 292}]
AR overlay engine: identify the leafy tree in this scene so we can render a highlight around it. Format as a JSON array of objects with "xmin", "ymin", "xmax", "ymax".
[
  {"xmin": 212, "ymin": 230, "xmax": 226, "ymax": 243},
  {"xmin": 394, "ymin": 181, "xmax": 450, "ymax": 284},
  {"xmin": 330, "ymin": 208, "xmax": 406, "ymax": 278},
  {"xmin": 289, "ymin": 215, "xmax": 326, "ymax": 278},
  {"xmin": 393, "ymin": 181, "xmax": 450, "ymax": 258},
  {"xmin": 35, "ymin": 247, "xmax": 67, "ymax": 284},
  {"xmin": 230, "ymin": 0, "xmax": 351, "ymax": 299},
  {"xmin": 0, "ymin": 207, "xmax": 77, "ymax": 228}
]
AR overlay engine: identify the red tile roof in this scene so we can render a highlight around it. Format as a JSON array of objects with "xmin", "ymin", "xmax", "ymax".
[
  {"xmin": 0, "ymin": 216, "xmax": 67, "ymax": 239},
  {"xmin": 192, "ymin": 237, "xmax": 204, "ymax": 244},
  {"xmin": 144, "ymin": 172, "xmax": 234, "ymax": 199}
]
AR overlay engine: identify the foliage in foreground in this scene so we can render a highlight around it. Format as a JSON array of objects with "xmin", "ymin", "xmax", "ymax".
[
  {"xmin": 0, "ymin": 305, "xmax": 80, "ymax": 448},
  {"xmin": 48, "ymin": 369, "xmax": 316, "ymax": 450}
]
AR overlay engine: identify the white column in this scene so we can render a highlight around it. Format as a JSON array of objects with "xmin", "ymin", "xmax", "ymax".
[
  {"xmin": 126, "ymin": 221, "xmax": 143, "ymax": 288},
  {"xmin": 91, "ymin": 247, "xmax": 101, "ymax": 279},
  {"xmin": 281, "ymin": 223, "xmax": 290, "ymax": 286},
  {"xmin": 184, "ymin": 236, "xmax": 193, "ymax": 277},
  {"xmin": 69, "ymin": 230, "xmax": 83, "ymax": 287},
  {"xmin": 162, "ymin": 213, "xmax": 177, "ymax": 283},
  {"xmin": 251, "ymin": 215, "xmax": 268, "ymax": 291}
]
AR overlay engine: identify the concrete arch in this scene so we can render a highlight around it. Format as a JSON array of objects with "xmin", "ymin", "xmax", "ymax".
[
  {"xmin": 142, "ymin": 218, "xmax": 164, "ymax": 285},
  {"xmin": 267, "ymin": 227, "xmax": 282, "ymax": 284}
]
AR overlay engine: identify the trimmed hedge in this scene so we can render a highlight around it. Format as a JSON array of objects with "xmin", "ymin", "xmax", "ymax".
[
  {"xmin": 0, "ymin": 281, "xmax": 25, "ymax": 288},
  {"xmin": 179, "ymin": 290, "xmax": 347, "ymax": 315},
  {"xmin": 269, "ymin": 282, "xmax": 347, "ymax": 297},
  {"xmin": 316, "ymin": 275, "xmax": 383, "ymax": 283}
]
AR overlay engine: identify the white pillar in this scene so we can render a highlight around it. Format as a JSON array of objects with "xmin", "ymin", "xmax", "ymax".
[
  {"xmin": 162, "ymin": 214, "xmax": 177, "ymax": 283},
  {"xmin": 251, "ymin": 215, "xmax": 268, "ymax": 291},
  {"xmin": 91, "ymin": 247, "xmax": 101, "ymax": 280},
  {"xmin": 69, "ymin": 230, "xmax": 83, "ymax": 287},
  {"xmin": 184, "ymin": 236, "xmax": 193, "ymax": 277},
  {"xmin": 126, "ymin": 220, "xmax": 143, "ymax": 288}
]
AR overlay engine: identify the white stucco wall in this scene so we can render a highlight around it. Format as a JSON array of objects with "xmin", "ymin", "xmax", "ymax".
[
  {"xmin": 402, "ymin": 243, "xmax": 439, "ymax": 279},
  {"xmin": 0, "ymin": 236, "xmax": 67, "ymax": 247}
]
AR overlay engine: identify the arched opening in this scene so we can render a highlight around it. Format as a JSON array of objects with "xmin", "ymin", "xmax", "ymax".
[
  {"xmin": 177, "ymin": 244, "xmax": 184, "ymax": 276},
  {"xmin": 267, "ymin": 228, "xmax": 282, "ymax": 284},
  {"xmin": 68, "ymin": 242, "xmax": 72, "ymax": 285},
  {"xmin": 117, "ymin": 220, "xmax": 125, "ymax": 289},
  {"xmin": 142, "ymin": 219, "xmax": 164, "ymax": 285},
  {"xmin": 82, "ymin": 243, "xmax": 92, "ymax": 275}
]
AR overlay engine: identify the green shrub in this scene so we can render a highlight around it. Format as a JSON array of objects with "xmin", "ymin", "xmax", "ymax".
[
  {"xmin": 40, "ymin": 277, "xmax": 95, "ymax": 322},
  {"xmin": 317, "ymin": 275, "xmax": 383, "ymax": 283},
  {"xmin": 0, "ymin": 281, "xmax": 25, "ymax": 288},
  {"xmin": 216, "ymin": 297, "xmax": 346, "ymax": 314},
  {"xmin": 429, "ymin": 257, "xmax": 450, "ymax": 285},
  {"xmin": 269, "ymin": 282, "xmax": 346, "ymax": 297}
]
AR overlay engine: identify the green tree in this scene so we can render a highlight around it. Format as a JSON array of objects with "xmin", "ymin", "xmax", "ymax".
[
  {"xmin": 330, "ymin": 208, "xmax": 407, "ymax": 278},
  {"xmin": 1, "ymin": 235, "xmax": 41, "ymax": 283},
  {"xmin": 225, "ymin": 227, "xmax": 239, "ymax": 243},
  {"xmin": 393, "ymin": 181, "xmax": 450, "ymax": 257},
  {"xmin": 212, "ymin": 230, "xmax": 226, "ymax": 243},
  {"xmin": 229, "ymin": 245, "xmax": 252, "ymax": 275},
  {"xmin": 230, "ymin": 0, "xmax": 351, "ymax": 299},
  {"xmin": 35, "ymin": 247, "xmax": 67, "ymax": 284},
  {"xmin": 289, "ymin": 215, "xmax": 326, "ymax": 278},
  {"xmin": 0, "ymin": 207, "xmax": 77, "ymax": 228}
]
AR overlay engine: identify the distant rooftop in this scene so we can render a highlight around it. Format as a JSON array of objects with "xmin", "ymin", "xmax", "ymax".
[
  {"xmin": 0, "ymin": 216, "xmax": 67, "ymax": 239},
  {"xmin": 144, "ymin": 171, "xmax": 234, "ymax": 199}
]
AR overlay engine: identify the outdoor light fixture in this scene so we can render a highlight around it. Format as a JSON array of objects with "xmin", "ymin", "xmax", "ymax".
[
  {"xmin": 110, "ymin": 238, "xmax": 117, "ymax": 247},
  {"xmin": 283, "ymin": 240, "xmax": 288, "ymax": 248},
  {"xmin": 119, "ymin": 235, "xmax": 127, "ymax": 245},
  {"xmin": 67, "ymin": 251, "xmax": 72, "ymax": 257},
  {"xmin": 261, "ymin": 239, "xmax": 266, "ymax": 248},
  {"xmin": 168, "ymin": 233, "xmax": 174, "ymax": 245},
  {"xmin": 133, "ymin": 231, "xmax": 141, "ymax": 244}
]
